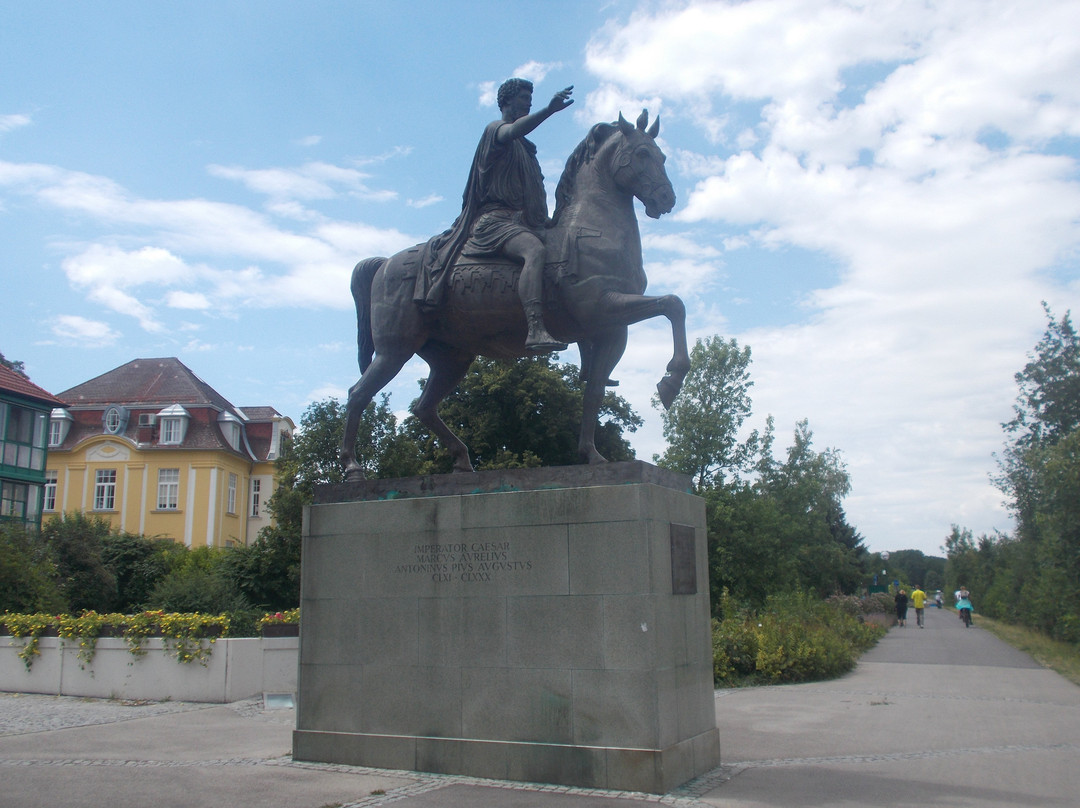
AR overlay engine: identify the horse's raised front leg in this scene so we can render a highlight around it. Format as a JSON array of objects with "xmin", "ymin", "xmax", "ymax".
[
  {"xmin": 414, "ymin": 344, "xmax": 476, "ymax": 473},
  {"xmin": 340, "ymin": 352, "xmax": 411, "ymax": 481},
  {"xmin": 597, "ymin": 290, "xmax": 690, "ymax": 408},
  {"xmin": 578, "ymin": 329, "xmax": 628, "ymax": 464}
]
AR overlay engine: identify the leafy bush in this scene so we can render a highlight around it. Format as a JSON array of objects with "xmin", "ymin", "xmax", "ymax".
[
  {"xmin": 859, "ymin": 592, "xmax": 895, "ymax": 614},
  {"xmin": 147, "ymin": 567, "xmax": 250, "ymax": 614},
  {"xmin": 712, "ymin": 590, "xmax": 885, "ymax": 686},
  {"xmin": 0, "ymin": 523, "xmax": 66, "ymax": 613}
]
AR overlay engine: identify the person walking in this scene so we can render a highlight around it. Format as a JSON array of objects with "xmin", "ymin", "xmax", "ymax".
[
  {"xmin": 895, "ymin": 588, "xmax": 909, "ymax": 627},
  {"xmin": 911, "ymin": 585, "xmax": 926, "ymax": 628}
]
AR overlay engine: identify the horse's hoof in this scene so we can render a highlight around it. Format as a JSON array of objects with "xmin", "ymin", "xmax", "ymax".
[
  {"xmin": 657, "ymin": 376, "xmax": 681, "ymax": 409},
  {"xmin": 526, "ymin": 340, "xmax": 569, "ymax": 353},
  {"xmin": 343, "ymin": 469, "xmax": 366, "ymax": 483}
]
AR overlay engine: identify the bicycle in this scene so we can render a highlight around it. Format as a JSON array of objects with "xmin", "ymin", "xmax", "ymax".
[{"xmin": 960, "ymin": 607, "xmax": 972, "ymax": 628}]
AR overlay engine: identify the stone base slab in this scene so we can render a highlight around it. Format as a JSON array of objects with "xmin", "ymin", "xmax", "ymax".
[
  {"xmin": 293, "ymin": 727, "xmax": 720, "ymax": 795},
  {"xmin": 295, "ymin": 465, "xmax": 719, "ymax": 793}
]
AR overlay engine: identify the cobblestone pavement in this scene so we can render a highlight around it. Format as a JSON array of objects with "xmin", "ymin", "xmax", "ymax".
[
  {"xmin": 2, "ymin": 606, "xmax": 1078, "ymax": 808},
  {"xmin": 0, "ymin": 691, "xmax": 717, "ymax": 808}
]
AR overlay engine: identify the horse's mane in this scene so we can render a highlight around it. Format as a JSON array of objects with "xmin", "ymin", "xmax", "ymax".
[{"xmin": 552, "ymin": 121, "xmax": 616, "ymax": 226}]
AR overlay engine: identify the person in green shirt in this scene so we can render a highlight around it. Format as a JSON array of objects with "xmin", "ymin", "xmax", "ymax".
[{"xmin": 911, "ymin": 586, "xmax": 927, "ymax": 628}]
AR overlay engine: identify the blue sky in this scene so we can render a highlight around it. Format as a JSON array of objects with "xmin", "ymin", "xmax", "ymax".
[{"xmin": 3, "ymin": 0, "xmax": 1079, "ymax": 556}]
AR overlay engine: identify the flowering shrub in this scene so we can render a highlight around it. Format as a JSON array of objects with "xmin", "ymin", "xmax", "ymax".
[
  {"xmin": 1, "ymin": 612, "xmax": 58, "ymax": 670},
  {"xmin": 2, "ymin": 610, "xmax": 230, "ymax": 670},
  {"xmin": 711, "ymin": 591, "xmax": 886, "ymax": 686},
  {"xmin": 860, "ymin": 592, "xmax": 896, "ymax": 614},
  {"xmin": 257, "ymin": 608, "xmax": 299, "ymax": 629}
]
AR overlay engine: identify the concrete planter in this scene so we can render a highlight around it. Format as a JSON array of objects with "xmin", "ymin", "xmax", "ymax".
[
  {"xmin": 0, "ymin": 635, "xmax": 297, "ymax": 703},
  {"xmin": 261, "ymin": 624, "xmax": 300, "ymax": 638}
]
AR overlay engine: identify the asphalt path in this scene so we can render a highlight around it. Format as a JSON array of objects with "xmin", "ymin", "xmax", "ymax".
[{"xmin": 1, "ymin": 606, "xmax": 1077, "ymax": 808}]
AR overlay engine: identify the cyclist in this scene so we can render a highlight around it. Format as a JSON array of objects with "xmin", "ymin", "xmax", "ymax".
[{"xmin": 956, "ymin": 588, "xmax": 974, "ymax": 628}]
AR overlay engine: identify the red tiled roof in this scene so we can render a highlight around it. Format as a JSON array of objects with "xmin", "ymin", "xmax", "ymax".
[
  {"xmin": 57, "ymin": 358, "xmax": 237, "ymax": 414},
  {"xmin": 49, "ymin": 358, "xmax": 290, "ymax": 462},
  {"xmin": 0, "ymin": 363, "xmax": 64, "ymax": 407},
  {"xmin": 237, "ymin": 406, "xmax": 282, "ymax": 422}
]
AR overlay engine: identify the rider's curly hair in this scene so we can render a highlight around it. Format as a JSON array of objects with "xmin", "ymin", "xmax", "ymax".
[{"xmin": 497, "ymin": 78, "xmax": 533, "ymax": 110}]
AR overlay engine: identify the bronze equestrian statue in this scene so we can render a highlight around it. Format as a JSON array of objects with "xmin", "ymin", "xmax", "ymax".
[{"xmin": 339, "ymin": 84, "xmax": 689, "ymax": 481}]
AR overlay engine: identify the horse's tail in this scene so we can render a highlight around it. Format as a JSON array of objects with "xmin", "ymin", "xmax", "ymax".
[{"xmin": 351, "ymin": 257, "xmax": 385, "ymax": 373}]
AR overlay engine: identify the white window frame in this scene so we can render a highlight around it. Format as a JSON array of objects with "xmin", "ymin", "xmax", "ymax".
[
  {"xmin": 227, "ymin": 473, "xmax": 237, "ymax": 514},
  {"xmin": 160, "ymin": 418, "xmax": 182, "ymax": 445},
  {"xmin": 250, "ymin": 478, "xmax": 261, "ymax": 517},
  {"xmin": 43, "ymin": 470, "xmax": 57, "ymax": 511},
  {"xmin": 94, "ymin": 469, "xmax": 116, "ymax": 511},
  {"xmin": 157, "ymin": 468, "xmax": 180, "ymax": 510}
]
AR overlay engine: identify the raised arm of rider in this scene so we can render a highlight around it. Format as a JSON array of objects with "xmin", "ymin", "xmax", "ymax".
[{"xmin": 498, "ymin": 86, "xmax": 574, "ymax": 143}]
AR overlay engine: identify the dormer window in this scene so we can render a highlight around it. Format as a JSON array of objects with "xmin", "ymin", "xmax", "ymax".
[
  {"xmin": 49, "ymin": 408, "xmax": 73, "ymax": 447},
  {"xmin": 103, "ymin": 406, "xmax": 129, "ymax": 435},
  {"xmin": 157, "ymin": 404, "xmax": 190, "ymax": 445},
  {"xmin": 218, "ymin": 412, "xmax": 243, "ymax": 451}
]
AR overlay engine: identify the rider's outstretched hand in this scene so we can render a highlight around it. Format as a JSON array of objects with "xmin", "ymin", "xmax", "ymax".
[{"xmin": 548, "ymin": 86, "xmax": 574, "ymax": 114}]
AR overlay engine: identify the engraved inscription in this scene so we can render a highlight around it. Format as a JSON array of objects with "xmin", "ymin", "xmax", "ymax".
[
  {"xmin": 394, "ymin": 541, "xmax": 533, "ymax": 582},
  {"xmin": 670, "ymin": 524, "xmax": 697, "ymax": 595}
]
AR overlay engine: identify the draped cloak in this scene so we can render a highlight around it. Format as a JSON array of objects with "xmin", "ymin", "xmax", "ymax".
[{"xmin": 414, "ymin": 119, "xmax": 549, "ymax": 311}]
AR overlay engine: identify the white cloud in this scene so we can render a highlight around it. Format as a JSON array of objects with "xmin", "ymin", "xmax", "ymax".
[
  {"xmin": 584, "ymin": 0, "xmax": 1080, "ymax": 551},
  {"xmin": 208, "ymin": 161, "xmax": 397, "ymax": 203},
  {"xmin": 0, "ymin": 113, "xmax": 31, "ymax": 134},
  {"xmin": 1, "ymin": 159, "xmax": 419, "ymax": 318},
  {"xmin": 166, "ymin": 291, "xmax": 211, "ymax": 310},
  {"xmin": 49, "ymin": 315, "xmax": 119, "ymax": 346},
  {"xmin": 513, "ymin": 61, "xmax": 562, "ymax": 84},
  {"xmin": 407, "ymin": 194, "xmax": 444, "ymax": 209}
]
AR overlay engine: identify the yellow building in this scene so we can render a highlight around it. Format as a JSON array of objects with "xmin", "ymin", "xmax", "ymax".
[{"xmin": 45, "ymin": 358, "xmax": 294, "ymax": 548}]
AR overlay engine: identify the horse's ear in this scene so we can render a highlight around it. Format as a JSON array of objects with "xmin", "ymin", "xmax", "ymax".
[
  {"xmin": 636, "ymin": 109, "xmax": 649, "ymax": 131},
  {"xmin": 647, "ymin": 114, "xmax": 660, "ymax": 139},
  {"xmin": 617, "ymin": 112, "xmax": 635, "ymax": 136}
]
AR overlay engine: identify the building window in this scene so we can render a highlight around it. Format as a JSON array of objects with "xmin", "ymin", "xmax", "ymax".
[
  {"xmin": 227, "ymin": 473, "xmax": 237, "ymax": 514},
  {"xmin": 103, "ymin": 406, "xmax": 128, "ymax": 435},
  {"xmin": 160, "ymin": 418, "xmax": 182, "ymax": 444},
  {"xmin": 157, "ymin": 404, "xmax": 190, "ymax": 445},
  {"xmin": 1, "ymin": 481, "xmax": 29, "ymax": 520},
  {"xmin": 49, "ymin": 409, "xmax": 73, "ymax": 447},
  {"xmin": 44, "ymin": 470, "xmax": 57, "ymax": 511},
  {"xmin": 1, "ymin": 402, "xmax": 47, "ymax": 471},
  {"xmin": 94, "ymin": 469, "xmax": 117, "ymax": 510},
  {"xmin": 250, "ymin": 478, "xmax": 261, "ymax": 517},
  {"xmin": 157, "ymin": 468, "xmax": 180, "ymax": 510}
]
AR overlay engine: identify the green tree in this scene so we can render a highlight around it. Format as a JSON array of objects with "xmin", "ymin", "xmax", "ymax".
[
  {"xmin": 0, "ymin": 522, "xmax": 66, "ymax": 613},
  {"xmin": 218, "ymin": 529, "xmax": 302, "ymax": 611},
  {"xmin": 408, "ymin": 356, "xmax": 641, "ymax": 472},
  {"xmin": 757, "ymin": 420, "xmax": 866, "ymax": 597},
  {"xmin": 100, "ymin": 532, "xmax": 185, "ymax": 613},
  {"xmin": 654, "ymin": 336, "xmax": 758, "ymax": 489},
  {"xmin": 144, "ymin": 546, "xmax": 249, "ymax": 614},
  {"xmin": 277, "ymin": 395, "xmax": 421, "ymax": 500},
  {"xmin": 886, "ymin": 549, "xmax": 947, "ymax": 590},
  {"xmin": 40, "ymin": 513, "xmax": 117, "ymax": 612},
  {"xmin": 977, "ymin": 305, "xmax": 1080, "ymax": 640},
  {"xmin": 1004, "ymin": 304, "xmax": 1080, "ymax": 451},
  {"xmin": 0, "ymin": 351, "xmax": 27, "ymax": 377}
]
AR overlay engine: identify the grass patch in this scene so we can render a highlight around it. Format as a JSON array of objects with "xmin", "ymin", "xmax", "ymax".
[{"xmin": 977, "ymin": 615, "xmax": 1080, "ymax": 687}]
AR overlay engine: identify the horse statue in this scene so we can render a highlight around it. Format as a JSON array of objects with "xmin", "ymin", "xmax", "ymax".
[{"xmin": 339, "ymin": 110, "xmax": 689, "ymax": 480}]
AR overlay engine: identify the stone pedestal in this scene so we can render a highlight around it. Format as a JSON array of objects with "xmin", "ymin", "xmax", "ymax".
[{"xmin": 293, "ymin": 462, "xmax": 719, "ymax": 794}]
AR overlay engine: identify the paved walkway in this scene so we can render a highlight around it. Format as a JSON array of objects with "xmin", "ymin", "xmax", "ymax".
[{"xmin": 2, "ymin": 606, "xmax": 1077, "ymax": 807}]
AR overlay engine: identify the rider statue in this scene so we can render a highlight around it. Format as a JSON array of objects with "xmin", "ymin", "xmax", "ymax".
[{"xmin": 414, "ymin": 78, "xmax": 574, "ymax": 352}]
